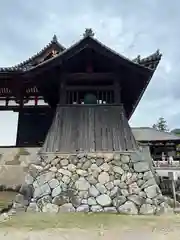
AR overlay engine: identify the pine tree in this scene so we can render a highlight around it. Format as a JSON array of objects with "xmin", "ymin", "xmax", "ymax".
[{"xmin": 152, "ymin": 117, "xmax": 169, "ymax": 132}]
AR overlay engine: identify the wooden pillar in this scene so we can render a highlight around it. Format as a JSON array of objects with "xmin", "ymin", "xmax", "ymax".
[{"xmin": 59, "ymin": 75, "xmax": 66, "ymax": 104}]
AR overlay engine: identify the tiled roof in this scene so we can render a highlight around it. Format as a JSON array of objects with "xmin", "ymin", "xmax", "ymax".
[
  {"xmin": 0, "ymin": 31, "xmax": 161, "ymax": 73},
  {"xmin": 132, "ymin": 127, "xmax": 180, "ymax": 142},
  {"xmin": 0, "ymin": 35, "xmax": 65, "ymax": 72}
]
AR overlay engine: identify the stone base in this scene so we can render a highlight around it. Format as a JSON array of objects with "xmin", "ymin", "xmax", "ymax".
[{"xmin": 20, "ymin": 151, "xmax": 169, "ymax": 215}]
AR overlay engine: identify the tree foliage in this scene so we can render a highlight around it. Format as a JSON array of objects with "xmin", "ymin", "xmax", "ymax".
[
  {"xmin": 152, "ymin": 117, "xmax": 169, "ymax": 132},
  {"xmin": 171, "ymin": 128, "xmax": 180, "ymax": 136}
]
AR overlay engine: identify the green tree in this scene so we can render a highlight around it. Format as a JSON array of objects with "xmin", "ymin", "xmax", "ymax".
[
  {"xmin": 171, "ymin": 128, "xmax": 180, "ymax": 136},
  {"xmin": 152, "ymin": 117, "xmax": 169, "ymax": 132}
]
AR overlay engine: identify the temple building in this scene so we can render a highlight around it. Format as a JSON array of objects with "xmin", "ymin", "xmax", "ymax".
[
  {"xmin": 132, "ymin": 127, "xmax": 180, "ymax": 162},
  {"xmin": 0, "ymin": 29, "xmax": 162, "ymax": 152}
]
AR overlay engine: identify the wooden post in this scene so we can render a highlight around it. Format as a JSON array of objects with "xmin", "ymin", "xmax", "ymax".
[{"xmin": 168, "ymin": 171, "xmax": 177, "ymax": 208}]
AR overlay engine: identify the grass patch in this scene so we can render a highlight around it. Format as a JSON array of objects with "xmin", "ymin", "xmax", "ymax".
[
  {"xmin": 1, "ymin": 213, "xmax": 180, "ymax": 230},
  {"xmin": 0, "ymin": 191, "xmax": 17, "ymax": 209}
]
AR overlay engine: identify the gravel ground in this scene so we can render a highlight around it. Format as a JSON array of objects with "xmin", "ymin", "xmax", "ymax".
[
  {"xmin": 0, "ymin": 213, "xmax": 179, "ymax": 239},
  {"xmin": 0, "ymin": 227, "xmax": 179, "ymax": 240}
]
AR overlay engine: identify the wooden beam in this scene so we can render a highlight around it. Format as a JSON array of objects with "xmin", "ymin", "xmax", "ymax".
[
  {"xmin": 65, "ymin": 85, "xmax": 114, "ymax": 91},
  {"xmin": 64, "ymin": 72, "xmax": 118, "ymax": 81}
]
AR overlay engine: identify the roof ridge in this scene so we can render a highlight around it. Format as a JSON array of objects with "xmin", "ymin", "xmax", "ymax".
[{"xmin": 27, "ymin": 34, "xmax": 158, "ymax": 73}]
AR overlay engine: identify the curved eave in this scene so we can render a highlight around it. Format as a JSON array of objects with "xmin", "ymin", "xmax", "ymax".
[
  {"xmin": 23, "ymin": 36, "xmax": 155, "ymax": 77},
  {"xmin": 0, "ymin": 35, "xmax": 65, "ymax": 72}
]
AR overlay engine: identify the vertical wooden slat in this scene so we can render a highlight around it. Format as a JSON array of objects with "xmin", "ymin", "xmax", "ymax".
[{"xmin": 42, "ymin": 105, "xmax": 138, "ymax": 153}]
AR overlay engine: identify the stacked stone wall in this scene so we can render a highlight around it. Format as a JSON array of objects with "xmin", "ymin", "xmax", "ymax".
[{"xmin": 19, "ymin": 151, "xmax": 169, "ymax": 215}]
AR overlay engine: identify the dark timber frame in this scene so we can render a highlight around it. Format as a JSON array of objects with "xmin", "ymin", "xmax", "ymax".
[{"xmin": 0, "ymin": 29, "xmax": 162, "ymax": 148}]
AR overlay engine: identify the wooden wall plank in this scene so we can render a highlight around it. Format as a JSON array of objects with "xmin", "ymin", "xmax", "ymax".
[{"xmin": 42, "ymin": 105, "xmax": 138, "ymax": 153}]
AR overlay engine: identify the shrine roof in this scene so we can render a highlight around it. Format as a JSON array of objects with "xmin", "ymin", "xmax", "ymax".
[{"xmin": 0, "ymin": 30, "xmax": 161, "ymax": 74}]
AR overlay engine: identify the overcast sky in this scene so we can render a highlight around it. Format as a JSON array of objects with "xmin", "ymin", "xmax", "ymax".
[{"xmin": 0, "ymin": 0, "xmax": 180, "ymax": 145}]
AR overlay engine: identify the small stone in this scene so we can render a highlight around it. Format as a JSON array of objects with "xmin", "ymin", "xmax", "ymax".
[
  {"xmin": 105, "ymin": 181, "xmax": 114, "ymax": 190},
  {"xmin": 59, "ymin": 203, "xmax": 75, "ymax": 212},
  {"xmin": 49, "ymin": 166, "xmax": 58, "ymax": 172},
  {"xmin": 36, "ymin": 172, "xmax": 55, "ymax": 186},
  {"xmin": 67, "ymin": 164, "xmax": 76, "ymax": 172},
  {"xmin": 76, "ymin": 169, "xmax": 87, "ymax": 176},
  {"xmin": 77, "ymin": 163, "xmax": 82, "ymax": 168},
  {"xmin": 121, "ymin": 173, "xmax": 127, "ymax": 182},
  {"xmin": 143, "ymin": 171, "xmax": 153, "ymax": 181},
  {"xmin": 79, "ymin": 191, "xmax": 89, "ymax": 199},
  {"xmin": 100, "ymin": 163, "xmax": 110, "ymax": 172},
  {"xmin": 110, "ymin": 186, "xmax": 119, "ymax": 198},
  {"xmin": 42, "ymin": 203, "xmax": 59, "ymax": 213},
  {"xmin": 118, "ymin": 201, "xmax": 138, "ymax": 215},
  {"xmin": 139, "ymin": 191, "xmax": 146, "ymax": 198},
  {"xmin": 90, "ymin": 164, "xmax": 101, "ymax": 172},
  {"xmin": 59, "ymin": 182, "xmax": 67, "ymax": 191},
  {"xmin": 58, "ymin": 169, "xmax": 72, "ymax": 177},
  {"xmin": 37, "ymin": 195, "xmax": 52, "ymax": 210},
  {"xmin": 87, "ymin": 197, "xmax": 97, "ymax": 205},
  {"xmin": 75, "ymin": 177, "xmax": 90, "ymax": 191},
  {"xmin": 141, "ymin": 178, "xmax": 156, "ymax": 189},
  {"xmin": 121, "ymin": 189, "xmax": 129, "ymax": 197},
  {"xmin": 77, "ymin": 153, "xmax": 86, "ymax": 158},
  {"xmin": 121, "ymin": 164, "xmax": 130, "ymax": 171},
  {"xmin": 113, "ymin": 166, "xmax": 124, "ymax": 175},
  {"xmin": 114, "ymin": 180, "xmax": 121, "ymax": 186},
  {"xmin": 121, "ymin": 155, "xmax": 130, "ymax": 163},
  {"xmin": 52, "ymin": 186, "xmax": 62, "ymax": 197},
  {"xmin": 71, "ymin": 196, "xmax": 81, "ymax": 207},
  {"xmin": 91, "ymin": 205, "xmax": 103, "ymax": 212},
  {"xmin": 133, "ymin": 162, "xmax": 149, "ymax": 173},
  {"xmin": 114, "ymin": 153, "xmax": 121, "ymax": 161},
  {"xmin": 76, "ymin": 204, "xmax": 89, "ymax": 212},
  {"xmin": 81, "ymin": 199, "xmax": 88, "ymax": 204},
  {"xmin": 96, "ymin": 158, "xmax": 104, "ymax": 166},
  {"xmin": 146, "ymin": 198, "xmax": 153, "ymax": 204},
  {"xmin": 104, "ymin": 207, "xmax": 117, "ymax": 213},
  {"xmin": 119, "ymin": 182, "xmax": 127, "ymax": 189},
  {"xmin": 71, "ymin": 174, "xmax": 79, "ymax": 181},
  {"xmin": 89, "ymin": 185, "xmax": 99, "ymax": 197},
  {"xmin": 138, "ymin": 173, "xmax": 143, "ymax": 179},
  {"xmin": 137, "ymin": 179, "xmax": 144, "ymax": 187},
  {"xmin": 48, "ymin": 179, "xmax": 59, "ymax": 189},
  {"xmin": 52, "ymin": 195, "xmax": 68, "ymax": 206},
  {"xmin": 62, "ymin": 175, "xmax": 71, "ymax": 184},
  {"xmin": 87, "ymin": 175, "xmax": 97, "ymax": 185},
  {"xmin": 98, "ymin": 172, "xmax": 110, "ymax": 184},
  {"xmin": 34, "ymin": 183, "xmax": 51, "ymax": 199},
  {"xmin": 156, "ymin": 202, "xmax": 173, "ymax": 215},
  {"xmin": 96, "ymin": 183, "xmax": 107, "ymax": 194},
  {"xmin": 140, "ymin": 204, "xmax": 155, "ymax": 215},
  {"xmin": 130, "ymin": 152, "xmax": 143, "ymax": 163},
  {"xmin": 96, "ymin": 194, "xmax": 112, "ymax": 207},
  {"xmin": 128, "ymin": 182, "xmax": 140, "ymax": 195},
  {"xmin": 79, "ymin": 157, "xmax": 87, "ymax": 163},
  {"xmin": 60, "ymin": 159, "xmax": 69, "ymax": 166},
  {"xmin": 128, "ymin": 195, "xmax": 142, "ymax": 206},
  {"xmin": 27, "ymin": 202, "xmax": 39, "ymax": 212},
  {"xmin": 104, "ymin": 153, "xmax": 114, "ymax": 162},
  {"xmin": 144, "ymin": 185, "xmax": 158, "ymax": 199},
  {"xmin": 113, "ymin": 195, "xmax": 127, "ymax": 207},
  {"xmin": 82, "ymin": 160, "xmax": 92, "ymax": 170}
]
